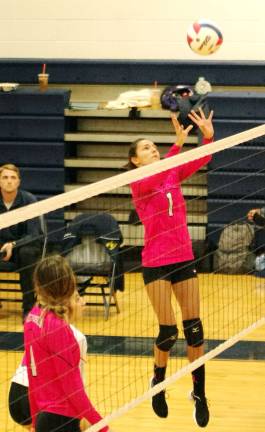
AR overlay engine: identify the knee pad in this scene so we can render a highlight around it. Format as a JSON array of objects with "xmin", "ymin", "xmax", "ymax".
[
  {"xmin": 156, "ymin": 324, "xmax": 178, "ymax": 352},
  {"xmin": 183, "ymin": 318, "xmax": 204, "ymax": 347}
]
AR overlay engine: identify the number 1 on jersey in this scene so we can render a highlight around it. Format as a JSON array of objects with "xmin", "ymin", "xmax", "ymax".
[
  {"xmin": 30, "ymin": 345, "xmax": 37, "ymax": 376},
  {"xmin": 166, "ymin": 192, "xmax": 173, "ymax": 216}
]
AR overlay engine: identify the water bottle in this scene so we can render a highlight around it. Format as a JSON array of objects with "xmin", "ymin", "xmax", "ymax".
[{"xmin": 194, "ymin": 77, "xmax": 212, "ymax": 95}]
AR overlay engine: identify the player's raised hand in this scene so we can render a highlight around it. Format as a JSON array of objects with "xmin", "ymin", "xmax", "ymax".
[
  {"xmin": 188, "ymin": 107, "xmax": 214, "ymax": 139},
  {"xmin": 171, "ymin": 113, "xmax": 193, "ymax": 148}
]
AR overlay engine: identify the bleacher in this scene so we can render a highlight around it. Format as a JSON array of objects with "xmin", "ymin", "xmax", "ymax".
[
  {"xmin": 0, "ymin": 60, "xmax": 264, "ymax": 265},
  {"xmin": 64, "ymin": 105, "xmax": 206, "ymax": 248},
  {"xmin": 207, "ymin": 92, "xmax": 265, "ymax": 254},
  {"xmin": 0, "ymin": 88, "xmax": 70, "ymax": 245}
]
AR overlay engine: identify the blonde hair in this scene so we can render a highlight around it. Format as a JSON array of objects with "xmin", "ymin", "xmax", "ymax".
[
  {"xmin": 0, "ymin": 163, "xmax": 20, "ymax": 179},
  {"xmin": 34, "ymin": 255, "xmax": 76, "ymax": 320}
]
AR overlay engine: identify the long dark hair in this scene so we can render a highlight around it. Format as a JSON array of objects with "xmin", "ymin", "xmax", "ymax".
[{"xmin": 124, "ymin": 138, "xmax": 145, "ymax": 170}]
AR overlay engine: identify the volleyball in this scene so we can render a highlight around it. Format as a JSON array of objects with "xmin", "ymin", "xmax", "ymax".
[{"xmin": 187, "ymin": 20, "xmax": 223, "ymax": 55}]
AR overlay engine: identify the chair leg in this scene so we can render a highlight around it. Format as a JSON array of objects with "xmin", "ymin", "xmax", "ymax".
[
  {"xmin": 100, "ymin": 285, "xmax": 109, "ymax": 313},
  {"xmin": 112, "ymin": 291, "xmax": 120, "ymax": 314},
  {"xmin": 104, "ymin": 265, "xmax": 121, "ymax": 320}
]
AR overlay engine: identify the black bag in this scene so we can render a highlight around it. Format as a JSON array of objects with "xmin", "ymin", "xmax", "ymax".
[{"xmin": 160, "ymin": 85, "xmax": 209, "ymax": 128}]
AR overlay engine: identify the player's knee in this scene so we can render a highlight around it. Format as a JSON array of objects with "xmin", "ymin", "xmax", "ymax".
[
  {"xmin": 156, "ymin": 324, "xmax": 178, "ymax": 352},
  {"xmin": 183, "ymin": 318, "xmax": 204, "ymax": 347}
]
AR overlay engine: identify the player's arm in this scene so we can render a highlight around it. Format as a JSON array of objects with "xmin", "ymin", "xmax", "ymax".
[
  {"xmin": 49, "ymin": 325, "xmax": 109, "ymax": 432},
  {"xmin": 178, "ymin": 108, "xmax": 214, "ymax": 181},
  {"xmin": 170, "ymin": 113, "xmax": 193, "ymax": 149}
]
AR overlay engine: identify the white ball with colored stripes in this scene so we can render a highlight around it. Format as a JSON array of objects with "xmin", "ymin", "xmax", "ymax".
[{"xmin": 187, "ymin": 20, "xmax": 223, "ymax": 55}]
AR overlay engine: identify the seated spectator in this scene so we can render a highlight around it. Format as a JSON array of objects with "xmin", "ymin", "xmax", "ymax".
[{"xmin": 0, "ymin": 164, "xmax": 43, "ymax": 320}]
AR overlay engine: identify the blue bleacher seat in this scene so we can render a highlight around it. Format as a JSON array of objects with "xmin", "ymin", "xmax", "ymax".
[
  {"xmin": 209, "ymin": 146, "xmax": 265, "ymax": 172},
  {"xmin": 208, "ymin": 92, "xmax": 265, "ymax": 119},
  {"xmin": 20, "ymin": 167, "xmax": 64, "ymax": 193},
  {"xmin": 213, "ymin": 119, "xmax": 265, "ymax": 143},
  {"xmin": 207, "ymin": 199, "xmax": 265, "ymax": 224},
  {"xmin": 0, "ymin": 89, "xmax": 70, "ymax": 250},
  {"xmin": 0, "ymin": 116, "xmax": 64, "ymax": 141},
  {"xmin": 0, "ymin": 142, "xmax": 64, "ymax": 167},
  {"xmin": 0, "ymin": 88, "xmax": 70, "ymax": 115},
  {"xmin": 208, "ymin": 172, "xmax": 265, "ymax": 199}
]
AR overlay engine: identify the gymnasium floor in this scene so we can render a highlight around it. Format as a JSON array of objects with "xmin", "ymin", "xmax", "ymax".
[{"xmin": 0, "ymin": 273, "xmax": 264, "ymax": 431}]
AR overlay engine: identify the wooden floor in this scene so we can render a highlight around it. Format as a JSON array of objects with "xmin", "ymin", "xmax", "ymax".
[
  {"xmin": 0, "ymin": 273, "xmax": 264, "ymax": 431},
  {"xmin": 1, "ymin": 353, "xmax": 265, "ymax": 432},
  {"xmin": 1, "ymin": 273, "xmax": 264, "ymax": 340}
]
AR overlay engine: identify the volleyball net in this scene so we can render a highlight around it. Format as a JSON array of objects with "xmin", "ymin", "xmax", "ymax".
[{"xmin": 1, "ymin": 123, "xmax": 265, "ymax": 431}]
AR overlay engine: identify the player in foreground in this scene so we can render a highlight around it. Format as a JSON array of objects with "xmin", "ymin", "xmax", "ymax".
[
  {"xmin": 23, "ymin": 255, "xmax": 110, "ymax": 432},
  {"xmin": 8, "ymin": 324, "xmax": 88, "ymax": 430},
  {"xmin": 126, "ymin": 108, "xmax": 214, "ymax": 427},
  {"xmin": 9, "ymin": 317, "xmax": 88, "ymax": 430}
]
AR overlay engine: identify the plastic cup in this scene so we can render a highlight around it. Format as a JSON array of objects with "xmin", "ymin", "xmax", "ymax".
[
  {"xmin": 151, "ymin": 88, "xmax": 161, "ymax": 109},
  {"xmin": 38, "ymin": 73, "xmax": 49, "ymax": 91}
]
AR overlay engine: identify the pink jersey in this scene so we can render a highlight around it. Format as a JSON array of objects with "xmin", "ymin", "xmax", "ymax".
[
  {"xmin": 130, "ymin": 138, "xmax": 213, "ymax": 267},
  {"xmin": 24, "ymin": 306, "xmax": 108, "ymax": 431}
]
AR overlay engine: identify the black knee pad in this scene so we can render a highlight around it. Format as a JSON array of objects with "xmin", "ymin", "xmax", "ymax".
[
  {"xmin": 156, "ymin": 324, "xmax": 178, "ymax": 352},
  {"xmin": 183, "ymin": 318, "xmax": 204, "ymax": 347}
]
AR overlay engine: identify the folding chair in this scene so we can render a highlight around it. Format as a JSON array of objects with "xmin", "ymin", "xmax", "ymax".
[{"xmin": 66, "ymin": 233, "xmax": 121, "ymax": 320}]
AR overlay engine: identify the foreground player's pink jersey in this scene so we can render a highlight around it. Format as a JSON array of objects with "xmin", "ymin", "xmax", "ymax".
[
  {"xmin": 24, "ymin": 306, "xmax": 108, "ymax": 431},
  {"xmin": 130, "ymin": 138, "xmax": 213, "ymax": 267}
]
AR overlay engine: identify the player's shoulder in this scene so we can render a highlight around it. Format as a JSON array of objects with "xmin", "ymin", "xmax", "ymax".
[
  {"xmin": 44, "ymin": 311, "xmax": 73, "ymax": 340},
  {"xmin": 46, "ymin": 311, "xmax": 67, "ymax": 328},
  {"xmin": 70, "ymin": 324, "xmax": 86, "ymax": 343},
  {"xmin": 24, "ymin": 305, "xmax": 42, "ymax": 327}
]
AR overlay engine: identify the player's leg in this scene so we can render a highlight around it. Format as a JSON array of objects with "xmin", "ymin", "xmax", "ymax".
[
  {"xmin": 145, "ymin": 279, "xmax": 178, "ymax": 418},
  {"xmin": 173, "ymin": 275, "xmax": 209, "ymax": 427}
]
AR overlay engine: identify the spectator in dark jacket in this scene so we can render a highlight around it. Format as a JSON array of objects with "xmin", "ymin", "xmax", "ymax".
[{"xmin": 0, "ymin": 164, "xmax": 43, "ymax": 319}]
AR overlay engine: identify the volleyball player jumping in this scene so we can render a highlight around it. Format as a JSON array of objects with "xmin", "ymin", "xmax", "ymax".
[
  {"xmin": 126, "ymin": 108, "xmax": 214, "ymax": 428},
  {"xmin": 23, "ymin": 255, "xmax": 110, "ymax": 432}
]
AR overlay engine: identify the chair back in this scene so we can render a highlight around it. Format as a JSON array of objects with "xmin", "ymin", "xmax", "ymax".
[{"xmin": 67, "ymin": 235, "xmax": 112, "ymax": 274}]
